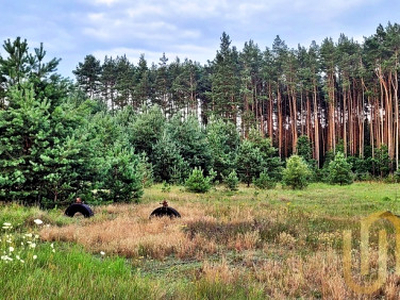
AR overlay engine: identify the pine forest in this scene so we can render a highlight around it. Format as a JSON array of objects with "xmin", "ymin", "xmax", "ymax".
[{"xmin": 1, "ymin": 22, "xmax": 400, "ymax": 205}]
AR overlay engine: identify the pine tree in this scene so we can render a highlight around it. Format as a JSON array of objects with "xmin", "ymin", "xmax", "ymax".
[
  {"xmin": 133, "ymin": 54, "xmax": 151, "ymax": 108},
  {"xmin": 129, "ymin": 105, "xmax": 165, "ymax": 156},
  {"xmin": 282, "ymin": 155, "xmax": 312, "ymax": 189},
  {"xmin": 320, "ymin": 37, "xmax": 337, "ymax": 153},
  {"xmin": 248, "ymin": 128, "xmax": 283, "ymax": 180},
  {"xmin": 373, "ymin": 145, "xmax": 392, "ymax": 178},
  {"xmin": 0, "ymin": 84, "xmax": 94, "ymax": 205},
  {"xmin": 114, "ymin": 55, "xmax": 135, "ymax": 109},
  {"xmin": 98, "ymin": 143, "xmax": 143, "ymax": 203},
  {"xmin": 0, "ymin": 37, "xmax": 30, "ymax": 87},
  {"xmin": 154, "ymin": 53, "xmax": 170, "ymax": 115},
  {"xmin": 239, "ymin": 40, "xmax": 263, "ymax": 135},
  {"xmin": 185, "ymin": 167, "xmax": 212, "ymax": 193},
  {"xmin": 151, "ymin": 132, "xmax": 188, "ymax": 183},
  {"xmin": 296, "ymin": 135, "xmax": 313, "ymax": 162},
  {"xmin": 206, "ymin": 117, "xmax": 239, "ymax": 179},
  {"xmin": 328, "ymin": 152, "xmax": 353, "ymax": 185},
  {"xmin": 167, "ymin": 114, "xmax": 212, "ymax": 173},
  {"xmin": 0, "ymin": 37, "xmax": 61, "ymax": 106},
  {"xmin": 253, "ymin": 169, "xmax": 276, "ymax": 190},
  {"xmin": 73, "ymin": 54, "xmax": 102, "ymax": 99},
  {"xmin": 211, "ymin": 32, "xmax": 240, "ymax": 123},
  {"xmin": 223, "ymin": 170, "xmax": 239, "ymax": 191},
  {"xmin": 235, "ymin": 140, "xmax": 264, "ymax": 187},
  {"xmin": 101, "ymin": 56, "xmax": 117, "ymax": 110}
]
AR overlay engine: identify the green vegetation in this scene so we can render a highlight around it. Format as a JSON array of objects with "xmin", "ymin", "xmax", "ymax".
[
  {"xmin": 223, "ymin": 170, "xmax": 239, "ymax": 191},
  {"xmin": 328, "ymin": 151, "xmax": 354, "ymax": 185},
  {"xmin": 185, "ymin": 167, "xmax": 213, "ymax": 193},
  {"xmin": 3, "ymin": 23, "xmax": 400, "ymax": 298},
  {"xmin": 2, "ymin": 183, "xmax": 400, "ymax": 298},
  {"xmin": 3, "ymin": 32, "xmax": 400, "ymax": 206},
  {"xmin": 253, "ymin": 170, "xmax": 276, "ymax": 190},
  {"xmin": 282, "ymin": 155, "xmax": 312, "ymax": 190}
]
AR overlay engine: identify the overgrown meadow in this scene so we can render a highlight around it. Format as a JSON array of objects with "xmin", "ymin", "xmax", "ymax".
[{"xmin": 2, "ymin": 182, "xmax": 400, "ymax": 299}]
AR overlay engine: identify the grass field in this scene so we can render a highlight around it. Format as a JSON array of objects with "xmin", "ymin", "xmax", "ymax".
[{"xmin": 2, "ymin": 182, "xmax": 400, "ymax": 299}]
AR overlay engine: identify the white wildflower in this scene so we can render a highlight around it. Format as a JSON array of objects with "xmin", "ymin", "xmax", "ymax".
[
  {"xmin": 33, "ymin": 255, "xmax": 37, "ymax": 260},
  {"xmin": 25, "ymin": 233, "xmax": 33, "ymax": 238},
  {"xmin": 52, "ymin": 249, "xmax": 55, "ymax": 253},
  {"xmin": 2, "ymin": 222, "xmax": 12, "ymax": 229},
  {"xmin": 34, "ymin": 234, "xmax": 39, "ymax": 239},
  {"xmin": 9, "ymin": 247, "xmax": 14, "ymax": 252},
  {"xmin": 50, "ymin": 243, "xmax": 54, "ymax": 248},
  {"xmin": 33, "ymin": 219, "xmax": 43, "ymax": 225},
  {"xmin": 29, "ymin": 243, "xmax": 36, "ymax": 249},
  {"xmin": 100, "ymin": 251, "xmax": 105, "ymax": 256}
]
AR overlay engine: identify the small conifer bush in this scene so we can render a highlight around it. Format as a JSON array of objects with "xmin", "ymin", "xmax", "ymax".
[
  {"xmin": 253, "ymin": 170, "xmax": 276, "ymax": 189},
  {"xmin": 223, "ymin": 170, "xmax": 239, "ymax": 191},
  {"xmin": 185, "ymin": 167, "xmax": 212, "ymax": 193}
]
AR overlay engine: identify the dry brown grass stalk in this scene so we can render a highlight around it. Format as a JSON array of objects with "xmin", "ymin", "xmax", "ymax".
[{"xmin": 39, "ymin": 200, "xmax": 400, "ymax": 298}]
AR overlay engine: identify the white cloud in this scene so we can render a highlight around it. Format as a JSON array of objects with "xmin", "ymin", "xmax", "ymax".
[
  {"xmin": 81, "ymin": 0, "xmax": 378, "ymax": 47},
  {"xmin": 126, "ymin": 5, "xmax": 164, "ymax": 19},
  {"xmin": 289, "ymin": 0, "xmax": 379, "ymax": 20},
  {"xmin": 88, "ymin": 13, "xmax": 105, "ymax": 22},
  {"xmin": 93, "ymin": 0, "xmax": 120, "ymax": 6},
  {"xmin": 2, "ymin": 0, "xmax": 392, "ymax": 79}
]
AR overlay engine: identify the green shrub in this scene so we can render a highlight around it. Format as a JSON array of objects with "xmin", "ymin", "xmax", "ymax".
[
  {"xmin": 328, "ymin": 152, "xmax": 353, "ymax": 185},
  {"xmin": 223, "ymin": 170, "xmax": 239, "ymax": 191},
  {"xmin": 383, "ymin": 174, "xmax": 397, "ymax": 184},
  {"xmin": 138, "ymin": 153, "xmax": 154, "ymax": 188},
  {"xmin": 161, "ymin": 181, "xmax": 171, "ymax": 193},
  {"xmin": 282, "ymin": 155, "xmax": 312, "ymax": 190},
  {"xmin": 185, "ymin": 167, "xmax": 212, "ymax": 193},
  {"xmin": 394, "ymin": 170, "xmax": 400, "ymax": 183},
  {"xmin": 253, "ymin": 170, "xmax": 276, "ymax": 190}
]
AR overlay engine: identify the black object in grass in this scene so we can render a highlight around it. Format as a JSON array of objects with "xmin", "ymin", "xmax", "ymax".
[
  {"xmin": 150, "ymin": 200, "xmax": 181, "ymax": 218},
  {"xmin": 65, "ymin": 203, "xmax": 94, "ymax": 218}
]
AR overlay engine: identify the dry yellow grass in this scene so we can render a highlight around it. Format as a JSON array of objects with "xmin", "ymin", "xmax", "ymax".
[
  {"xmin": 41, "ymin": 202, "xmax": 218, "ymax": 259},
  {"xmin": 39, "ymin": 199, "xmax": 400, "ymax": 298}
]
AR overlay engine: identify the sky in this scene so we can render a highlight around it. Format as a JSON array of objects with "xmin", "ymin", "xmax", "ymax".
[{"xmin": 1, "ymin": 0, "xmax": 399, "ymax": 78}]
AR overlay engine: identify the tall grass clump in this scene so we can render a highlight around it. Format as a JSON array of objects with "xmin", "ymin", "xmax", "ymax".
[
  {"xmin": 0, "ymin": 219, "xmax": 53, "ymax": 266},
  {"xmin": 0, "ymin": 218, "xmax": 161, "ymax": 299}
]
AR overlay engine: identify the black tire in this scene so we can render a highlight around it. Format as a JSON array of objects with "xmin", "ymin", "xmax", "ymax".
[
  {"xmin": 65, "ymin": 203, "xmax": 94, "ymax": 218},
  {"xmin": 149, "ymin": 206, "xmax": 181, "ymax": 218}
]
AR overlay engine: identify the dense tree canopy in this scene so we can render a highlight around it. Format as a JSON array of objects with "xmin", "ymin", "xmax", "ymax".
[
  {"xmin": 2, "ymin": 22, "xmax": 400, "ymax": 205},
  {"xmin": 70, "ymin": 22, "xmax": 400, "ymax": 175}
]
